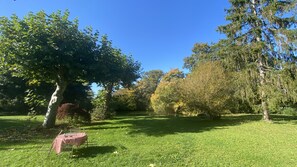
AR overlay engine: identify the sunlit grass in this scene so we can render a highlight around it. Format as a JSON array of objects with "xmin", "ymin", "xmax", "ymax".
[{"xmin": 0, "ymin": 114, "xmax": 296, "ymax": 166}]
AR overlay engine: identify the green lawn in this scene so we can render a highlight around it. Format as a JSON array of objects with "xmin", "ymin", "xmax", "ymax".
[{"xmin": 0, "ymin": 114, "xmax": 296, "ymax": 167}]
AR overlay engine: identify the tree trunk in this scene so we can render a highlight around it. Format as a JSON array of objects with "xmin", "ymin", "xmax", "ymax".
[
  {"xmin": 42, "ymin": 78, "xmax": 67, "ymax": 128},
  {"xmin": 103, "ymin": 83, "xmax": 114, "ymax": 118},
  {"xmin": 252, "ymin": 0, "xmax": 270, "ymax": 121},
  {"xmin": 258, "ymin": 56, "xmax": 270, "ymax": 121}
]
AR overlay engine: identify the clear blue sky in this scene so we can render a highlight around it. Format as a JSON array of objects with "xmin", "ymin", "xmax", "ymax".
[{"xmin": 0, "ymin": 0, "xmax": 230, "ymax": 73}]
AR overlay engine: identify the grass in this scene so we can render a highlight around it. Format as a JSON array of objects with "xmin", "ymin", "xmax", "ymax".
[{"xmin": 0, "ymin": 114, "xmax": 297, "ymax": 167}]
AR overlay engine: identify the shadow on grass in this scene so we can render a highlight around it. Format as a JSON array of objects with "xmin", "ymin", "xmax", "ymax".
[
  {"xmin": 118, "ymin": 114, "xmax": 264, "ymax": 136},
  {"xmin": 270, "ymin": 115, "xmax": 297, "ymax": 124},
  {"xmin": 0, "ymin": 118, "xmax": 63, "ymax": 148},
  {"xmin": 1, "ymin": 114, "xmax": 296, "ymax": 148},
  {"xmin": 119, "ymin": 114, "xmax": 297, "ymax": 137},
  {"xmin": 88, "ymin": 121, "xmax": 112, "ymax": 126},
  {"xmin": 0, "ymin": 128, "xmax": 61, "ymax": 148},
  {"xmin": 75, "ymin": 146, "xmax": 116, "ymax": 158},
  {"xmin": 0, "ymin": 118, "xmax": 41, "ymax": 131},
  {"xmin": 85, "ymin": 125, "xmax": 132, "ymax": 130},
  {"xmin": 0, "ymin": 145, "xmax": 45, "ymax": 151}
]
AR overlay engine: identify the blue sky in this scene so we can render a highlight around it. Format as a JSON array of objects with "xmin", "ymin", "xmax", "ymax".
[{"xmin": 0, "ymin": 0, "xmax": 230, "ymax": 73}]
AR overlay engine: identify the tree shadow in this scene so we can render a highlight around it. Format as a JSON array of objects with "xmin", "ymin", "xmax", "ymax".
[
  {"xmin": 270, "ymin": 115, "xmax": 297, "ymax": 124},
  {"xmin": 0, "ymin": 145, "xmax": 45, "ymax": 151},
  {"xmin": 0, "ymin": 118, "xmax": 64, "ymax": 148},
  {"xmin": 74, "ymin": 146, "xmax": 116, "ymax": 158},
  {"xmin": 89, "ymin": 121, "xmax": 112, "ymax": 126},
  {"xmin": 0, "ymin": 118, "xmax": 41, "ymax": 131},
  {"xmin": 118, "ymin": 114, "xmax": 264, "ymax": 137},
  {"xmin": 84, "ymin": 125, "xmax": 132, "ymax": 130}
]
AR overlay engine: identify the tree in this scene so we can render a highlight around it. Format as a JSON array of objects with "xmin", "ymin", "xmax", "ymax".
[
  {"xmin": 62, "ymin": 82, "xmax": 93, "ymax": 111},
  {"xmin": 151, "ymin": 69, "xmax": 184, "ymax": 115},
  {"xmin": 24, "ymin": 82, "xmax": 54, "ymax": 115},
  {"xmin": 218, "ymin": 0, "xmax": 297, "ymax": 121},
  {"xmin": 0, "ymin": 11, "xmax": 99, "ymax": 128},
  {"xmin": 0, "ymin": 71, "xmax": 29, "ymax": 114},
  {"xmin": 180, "ymin": 62, "xmax": 234, "ymax": 119},
  {"xmin": 183, "ymin": 43, "xmax": 212, "ymax": 71},
  {"xmin": 92, "ymin": 35, "xmax": 141, "ymax": 117},
  {"xmin": 134, "ymin": 70, "xmax": 164, "ymax": 110},
  {"xmin": 112, "ymin": 88, "xmax": 137, "ymax": 112}
]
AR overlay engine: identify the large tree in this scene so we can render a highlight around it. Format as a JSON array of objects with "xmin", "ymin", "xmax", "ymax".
[
  {"xmin": 0, "ymin": 11, "xmax": 99, "ymax": 128},
  {"xmin": 219, "ymin": 0, "xmax": 297, "ymax": 121},
  {"xmin": 92, "ymin": 35, "xmax": 141, "ymax": 116},
  {"xmin": 183, "ymin": 43, "xmax": 212, "ymax": 71}
]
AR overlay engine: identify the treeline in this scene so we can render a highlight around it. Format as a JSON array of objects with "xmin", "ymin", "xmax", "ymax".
[
  {"xmin": 109, "ymin": 0, "xmax": 297, "ymax": 120},
  {"xmin": 1, "ymin": 0, "xmax": 296, "ymax": 125}
]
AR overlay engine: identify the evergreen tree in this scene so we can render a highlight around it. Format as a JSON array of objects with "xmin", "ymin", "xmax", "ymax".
[{"xmin": 219, "ymin": 0, "xmax": 297, "ymax": 121}]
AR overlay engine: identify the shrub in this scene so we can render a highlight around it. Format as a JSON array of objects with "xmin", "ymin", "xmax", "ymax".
[
  {"xmin": 151, "ymin": 69, "xmax": 185, "ymax": 115},
  {"xmin": 91, "ymin": 90, "xmax": 115, "ymax": 120},
  {"xmin": 57, "ymin": 103, "xmax": 91, "ymax": 125},
  {"xmin": 112, "ymin": 88, "xmax": 137, "ymax": 112},
  {"xmin": 180, "ymin": 62, "xmax": 234, "ymax": 119},
  {"xmin": 91, "ymin": 107, "xmax": 115, "ymax": 120},
  {"xmin": 281, "ymin": 107, "xmax": 297, "ymax": 116},
  {"xmin": 151, "ymin": 81, "xmax": 183, "ymax": 115}
]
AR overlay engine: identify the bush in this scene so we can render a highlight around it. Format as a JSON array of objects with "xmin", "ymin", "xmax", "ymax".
[
  {"xmin": 112, "ymin": 88, "xmax": 137, "ymax": 113},
  {"xmin": 151, "ymin": 69, "xmax": 184, "ymax": 115},
  {"xmin": 91, "ymin": 107, "xmax": 115, "ymax": 120},
  {"xmin": 151, "ymin": 81, "xmax": 183, "ymax": 115},
  {"xmin": 280, "ymin": 107, "xmax": 297, "ymax": 116},
  {"xmin": 180, "ymin": 62, "xmax": 234, "ymax": 119},
  {"xmin": 91, "ymin": 90, "xmax": 115, "ymax": 120},
  {"xmin": 57, "ymin": 103, "xmax": 91, "ymax": 125}
]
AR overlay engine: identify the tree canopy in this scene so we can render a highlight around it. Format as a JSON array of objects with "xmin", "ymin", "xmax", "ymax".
[
  {"xmin": 0, "ymin": 10, "xmax": 141, "ymax": 127},
  {"xmin": 217, "ymin": 0, "xmax": 297, "ymax": 120}
]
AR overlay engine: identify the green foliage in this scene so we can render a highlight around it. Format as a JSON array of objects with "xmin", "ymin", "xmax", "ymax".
[
  {"xmin": 0, "ymin": 71, "xmax": 29, "ymax": 114},
  {"xmin": 93, "ymin": 36, "xmax": 141, "ymax": 86},
  {"xmin": 112, "ymin": 88, "xmax": 137, "ymax": 112},
  {"xmin": 134, "ymin": 70, "xmax": 164, "ymax": 110},
  {"xmin": 0, "ymin": 10, "xmax": 140, "ymax": 127},
  {"xmin": 218, "ymin": 0, "xmax": 297, "ymax": 120},
  {"xmin": 91, "ymin": 90, "xmax": 115, "ymax": 120},
  {"xmin": 264, "ymin": 63, "xmax": 297, "ymax": 113},
  {"xmin": 0, "ymin": 70, "xmax": 55, "ymax": 115},
  {"xmin": 92, "ymin": 36, "xmax": 141, "ymax": 117},
  {"xmin": 183, "ymin": 43, "xmax": 214, "ymax": 71},
  {"xmin": 62, "ymin": 83, "xmax": 93, "ymax": 112},
  {"xmin": 0, "ymin": 10, "xmax": 101, "ymax": 127},
  {"xmin": 0, "ymin": 10, "xmax": 99, "ymax": 83},
  {"xmin": 280, "ymin": 107, "xmax": 297, "ymax": 116},
  {"xmin": 24, "ymin": 89, "xmax": 47, "ymax": 116},
  {"xmin": 180, "ymin": 62, "xmax": 234, "ymax": 119},
  {"xmin": 151, "ymin": 69, "xmax": 184, "ymax": 115},
  {"xmin": 91, "ymin": 90, "xmax": 107, "ymax": 120}
]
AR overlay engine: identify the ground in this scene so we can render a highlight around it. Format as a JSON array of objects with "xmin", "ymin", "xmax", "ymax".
[{"xmin": 0, "ymin": 114, "xmax": 296, "ymax": 166}]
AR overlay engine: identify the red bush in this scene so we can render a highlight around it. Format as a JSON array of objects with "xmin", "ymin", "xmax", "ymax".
[{"xmin": 57, "ymin": 103, "xmax": 91, "ymax": 124}]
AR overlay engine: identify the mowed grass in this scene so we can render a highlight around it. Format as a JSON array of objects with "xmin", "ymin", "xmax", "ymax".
[{"xmin": 0, "ymin": 114, "xmax": 296, "ymax": 167}]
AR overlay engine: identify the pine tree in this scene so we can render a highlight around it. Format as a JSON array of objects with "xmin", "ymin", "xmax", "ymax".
[{"xmin": 219, "ymin": 0, "xmax": 297, "ymax": 121}]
